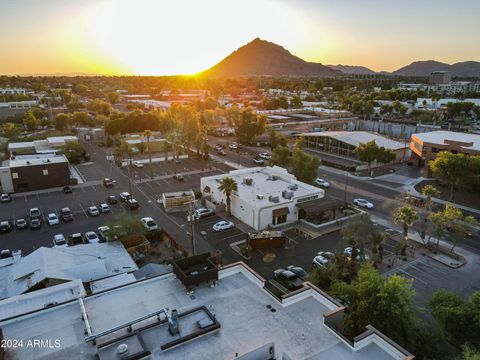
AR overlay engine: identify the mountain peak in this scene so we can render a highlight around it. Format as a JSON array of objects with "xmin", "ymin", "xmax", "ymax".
[{"xmin": 201, "ymin": 38, "xmax": 339, "ymax": 78}]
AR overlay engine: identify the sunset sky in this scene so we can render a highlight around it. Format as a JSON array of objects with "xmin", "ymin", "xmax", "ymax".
[{"xmin": 1, "ymin": 0, "xmax": 479, "ymax": 76}]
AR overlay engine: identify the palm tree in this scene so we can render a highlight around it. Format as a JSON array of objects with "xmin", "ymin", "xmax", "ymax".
[
  {"xmin": 143, "ymin": 129, "xmax": 153, "ymax": 179},
  {"xmin": 218, "ymin": 177, "xmax": 238, "ymax": 217},
  {"xmin": 420, "ymin": 185, "xmax": 440, "ymax": 245},
  {"xmin": 393, "ymin": 206, "xmax": 419, "ymax": 256}
]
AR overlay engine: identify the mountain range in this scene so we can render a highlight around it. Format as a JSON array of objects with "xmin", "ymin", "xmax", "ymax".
[{"xmin": 202, "ymin": 38, "xmax": 480, "ymax": 78}]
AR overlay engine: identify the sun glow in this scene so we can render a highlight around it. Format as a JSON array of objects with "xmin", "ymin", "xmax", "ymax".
[{"xmin": 73, "ymin": 0, "xmax": 322, "ymax": 75}]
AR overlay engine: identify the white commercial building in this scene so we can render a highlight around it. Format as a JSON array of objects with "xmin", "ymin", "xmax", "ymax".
[{"xmin": 201, "ymin": 166, "xmax": 324, "ymax": 230}]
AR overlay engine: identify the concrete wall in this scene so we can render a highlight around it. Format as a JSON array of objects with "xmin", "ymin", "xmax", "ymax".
[
  {"xmin": 0, "ymin": 167, "xmax": 13, "ymax": 193},
  {"xmin": 10, "ymin": 162, "xmax": 70, "ymax": 193}
]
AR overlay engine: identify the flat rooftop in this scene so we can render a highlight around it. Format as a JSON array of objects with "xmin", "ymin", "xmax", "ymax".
[
  {"xmin": 0, "ymin": 264, "xmax": 408, "ymax": 360},
  {"xmin": 301, "ymin": 131, "xmax": 405, "ymax": 150},
  {"xmin": 7, "ymin": 154, "xmax": 69, "ymax": 167},
  {"xmin": 203, "ymin": 166, "xmax": 323, "ymax": 208},
  {"xmin": 412, "ymin": 130, "xmax": 480, "ymax": 152}
]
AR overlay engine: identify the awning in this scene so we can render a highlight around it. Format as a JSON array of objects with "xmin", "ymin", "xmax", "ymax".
[{"xmin": 272, "ymin": 207, "xmax": 290, "ymax": 217}]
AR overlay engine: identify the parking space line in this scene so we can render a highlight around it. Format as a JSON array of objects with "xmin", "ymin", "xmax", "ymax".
[
  {"xmin": 222, "ymin": 233, "xmax": 246, "ymax": 241},
  {"xmin": 398, "ymin": 269, "xmax": 427, "ymax": 284},
  {"xmin": 79, "ymin": 203, "xmax": 88, "ymax": 218}
]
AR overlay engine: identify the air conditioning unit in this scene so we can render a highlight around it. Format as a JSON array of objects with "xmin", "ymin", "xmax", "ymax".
[
  {"xmin": 282, "ymin": 190, "xmax": 294, "ymax": 199},
  {"xmin": 267, "ymin": 175, "xmax": 278, "ymax": 181},
  {"xmin": 243, "ymin": 177, "xmax": 253, "ymax": 186},
  {"xmin": 257, "ymin": 194, "xmax": 264, "ymax": 200},
  {"xmin": 288, "ymin": 184, "xmax": 298, "ymax": 191},
  {"xmin": 269, "ymin": 195, "xmax": 280, "ymax": 203}
]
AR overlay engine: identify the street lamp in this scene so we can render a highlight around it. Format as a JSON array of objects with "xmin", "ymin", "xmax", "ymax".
[{"xmin": 343, "ymin": 168, "xmax": 349, "ymax": 203}]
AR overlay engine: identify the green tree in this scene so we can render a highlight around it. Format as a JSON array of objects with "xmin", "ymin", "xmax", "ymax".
[
  {"xmin": 429, "ymin": 289, "xmax": 480, "ymax": 348},
  {"xmin": 420, "ymin": 185, "xmax": 440, "ymax": 245},
  {"xmin": 460, "ymin": 345, "xmax": 480, "ymax": 360},
  {"xmin": 105, "ymin": 213, "xmax": 147, "ymax": 242},
  {"xmin": 107, "ymin": 92, "xmax": 119, "ymax": 104},
  {"xmin": 217, "ymin": 176, "xmax": 238, "ymax": 217},
  {"xmin": 143, "ymin": 129, "xmax": 154, "ymax": 178},
  {"xmin": 307, "ymin": 253, "xmax": 351, "ymax": 291},
  {"xmin": 54, "ymin": 113, "xmax": 71, "ymax": 131},
  {"xmin": 59, "ymin": 141, "xmax": 88, "ymax": 164},
  {"xmin": 72, "ymin": 111, "xmax": 91, "ymax": 126},
  {"xmin": 430, "ymin": 152, "xmax": 469, "ymax": 200},
  {"xmin": 271, "ymin": 146, "xmax": 291, "ymax": 168},
  {"xmin": 87, "ymin": 99, "xmax": 112, "ymax": 116},
  {"xmin": 393, "ymin": 206, "xmax": 418, "ymax": 256},
  {"xmin": 341, "ymin": 214, "xmax": 377, "ymax": 272},
  {"xmin": 269, "ymin": 129, "xmax": 288, "ymax": 150},
  {"xmin": 23, "ymin": 110, "xmax": 38, "ymax": 131},
  {"xmin": 331, "ymin": 263, "xmax": 417, "ymax": 348},
  {"xmin": 290, "ymin": 95, "xmax": 303, "ymax": 108},
  {"xmin": 232, "ymin": 109, "xmax": 266, "ymax": 145},
  {"xmin": 354, "ymin": 140, "xmax": 379, "ymax": 176},
  {"xmin": 377, "ymin": 147, "xmax": 396, "ymax": 174},
  {"xmin": 135, "ymin": 142, "xmax": 146, "ymax": 154},
  {"xmin": 2, "ymin": 122, "xmax": 21, "ymax": 138},
  {"xmin": 291, "ymin": 147, "xmax": 320, "ymax": 183}
]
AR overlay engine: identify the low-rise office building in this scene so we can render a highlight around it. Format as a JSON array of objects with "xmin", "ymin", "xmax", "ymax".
[
  {"xmin": 7, "ymin": 135, "xmax": 79, "ymax": 156},
  {"xmin": 410, "ymin": 130, "xmax": 480, "ymax": 173},
  {"xmin": 0, "ymin": 154, "xmax": 71, "ymax": 193},
  {"xmin": 0, "ymin": 262, "xmax": 414, "ymax": 359},
  {"xmin": 201, "ymin": 166, "xmax": 324, "ymax": 230},
  {"xmin": 299, "ymin": 131, "xmax": 407, "ymax": 164}
]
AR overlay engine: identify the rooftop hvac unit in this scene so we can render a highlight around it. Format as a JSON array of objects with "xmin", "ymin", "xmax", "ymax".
[
  {"xmin": 267, "ymin": 175, "xmax": 278, "ymax": 181},
  {"xmin": 288, "ymin": 184, "xmax": 298, "ymax": 191},
  {"xmin": 257, "ymin": 194, "xmax": 264, "ymax": 200},
  {"xmin": 269, "ymin": 195, "xmax": 280, "ymax": 203},
  {"xmin": 282, "ymin": 190, "xmax": 294, "ymax": 199},
  {"xmin": 243, "ymin": 177, "xmax": 253, "ymax": 186}
]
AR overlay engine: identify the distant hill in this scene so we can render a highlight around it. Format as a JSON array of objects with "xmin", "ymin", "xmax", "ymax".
[
  {"xmin": 392, "ymin": 60, "xmax": 480, "ymax": 77},
  {"xmin": 327, "ymin": 64, "xmax": 375, "ymax": 75},
  {"xmin": 201, "ymin": 38, "xmax": 340, "ymax": 78}
]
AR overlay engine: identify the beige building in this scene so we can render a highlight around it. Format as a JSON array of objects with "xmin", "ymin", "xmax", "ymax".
[{"xmin": 410, "ymin": 130, "xmax": 480, "ymax": 174}]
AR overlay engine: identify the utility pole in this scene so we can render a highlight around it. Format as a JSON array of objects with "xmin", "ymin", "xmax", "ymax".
[
  {"xmin": 127, "ymin": 154, "xmax": 132, "ymax": 195},
  {"xmin": 188, "ymin": 199, "xmax": 195, "ymax": 255}
]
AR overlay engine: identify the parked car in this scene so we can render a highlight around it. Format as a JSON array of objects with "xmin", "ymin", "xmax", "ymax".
[
  {"xmin": 353, "ymin": 198, "xmax": 374, "ymax": 209},
  {"xmin": 63, "ymin": 186, "xmax": 73, "ymax": 194},
  {"xmin": 312, "ymin": 251, "xmax": 334, "ymax": 268},
  {"xmin": 314, "ymin": 178, "xmax": 330, "ymax": 188},
  {"xmin": 217, "ymin": 149, "xmax": 226, "ymax": 156},
  {"xmin": 286, "ymin": 265, "xmax": 308, "ymax": 280},
  {"xmin": 47, "ymin": 213, "xmax": 60, "ymax": 226},
  {"xmin": 119, "ymin": 192, "xmax": 131, "ymax": 202},
  {"xmin": 85, "ymin": 231, "xmax": 100, "ymax": 244},
  {"xmin": 133, "ymin": 161, "xmax": 144, "ymax": 168},
  {"xmin": 103, "ymin": 178, "xmax": 115, "ymax": 188},
  {"xmin": 29, "ymin": 218, "xmax": 41, "ymax": 229},
  {"xmin": 126, "ymin": 198, "xmax": 139, "ymax": 210},
  {"xmin": 0, "ymin": 249, "xmax": 12, "ymax": 259},
  {"xmin": 192, "ymin": 208, "xmax": 214, "ymax": 220},
  {"xmin": 0, "ymin": 221, "xmax": 12, "ymax": 233},
  {"xmin": 88, "ymin": 206, "xmax": 100, "ymax": 216},
  {"xmin": 28, "ymin": 207, "xmax": 41, "ymax": 220},
  {"xmin": 0, "ymin": 193, "xmax": 12, "ymax": 203},
  {"xmin": 344, "ymin": 247, "xmax": 370, "ymax": 261},
  {"xmin": 97, "ymin": 226, "xmax": 112, "ymax": 242},
  {"xmin": 273, "ymin": 269, "xmax": 304, "ymax": 289},
  {"xmin": 228, "ymin": 144, "xmax": 238, "ymax": 150},
  {"xmin": 61, "ymin": 207, "xmax": 74, "ymax": 222},
  {"xmin": 141, "ymin": 217, "xmax": 158, "ymax": 231},
  {"xmin": 107, "ymin": 195, "xmax": 118, "ymax": 205},
  {"xmin": 173, "ymin": 174, "xmax": 184, "ymax": 181},
  {"xmin": 214, "ymin": 145, "xmax": 223, "ymax": 151},
  {"xmin": 99, "ymin": 203, "xmax": 110, "ymax": 213},
  {"xmin": 258, "ymin": 152, "xmax": 271, "ymax": 160},
  {"xmin": 15, "ymin": 218, "xmax": 28, "ymax": 230},
  {"xmin": 68, "ymin": 233, "xmax": 84, "ymax": 246},
  {"xmin": 253, "ymin": 158, "xmax": 265, "ymax": 165},
  {"xmin": 52, "ymin": 234, "xmax": 68, "ymax": 247},
  {"xmin": 213, "ymin": 220, "xmax": 235, "ymax": 232}
]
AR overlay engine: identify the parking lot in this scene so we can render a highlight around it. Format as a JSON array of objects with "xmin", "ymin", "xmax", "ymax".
[
  {"xmin": 0, "ymin": 184, "xmax": 149, "ymax": 254},
  {"xmin": 384, "ymin": 254, "xmax": 480, "ymax": 322}
]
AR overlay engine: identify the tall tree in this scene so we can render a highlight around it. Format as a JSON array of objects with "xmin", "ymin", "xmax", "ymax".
[
  {"xmin": 420, "ymin": 185, "xmax": 440, "ymax": 245},
  {"xmin": 23, "ymin": 110, "xmax": 38, "ymax": 131},
  {"xmin": 2, "ymin": 122, "xmax": 21, "ymax": 139},
  {"xmin": 354, "ymin": 140, "xmax": 379, "ymax": 176},
  {"xmin": 54, "ymin": 113, "xmax": 71, "ymax": 131},
  {"xmin": 232, "ymin": 109, "xmax": 266, "ymax": 145},
  {"xmin": 393, "ymin": 206, "xmax": 419, "ymax": 256},
  {"xmin": 271, "ymin": 146, "xmax": 291, "ymax": 168},
  {"xmin": 143, "ymin": 129, "xmax": 154, "ymax": 179},
  {"xmin": 377, "ymin": 147, "xmax": 396, "ymax": 174},
  {"xmin": 291, "ymin": 148, "xmax": 320, "ymax": 183},
  {"xmin": 430, "ymin": 152, "xmax": 468, "ymax": 200},
  {"xmin": 331, "ymin": 263, "xmax": 417, "ymax": 347},
  {"xmin": 218, "ymin": 176, "xmax": 238, "ymax": 217}
]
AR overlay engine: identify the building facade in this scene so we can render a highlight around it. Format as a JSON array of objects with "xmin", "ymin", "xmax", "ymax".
[
  {"xmin": 201, "ymin": 166, "xmax": 324, "ymax": 230},
  {"xmin": 410, "ymin": 130, "xmax": 480, "ymax": 174}
]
